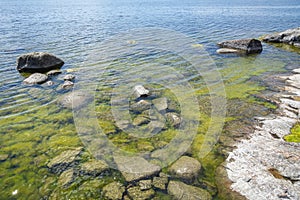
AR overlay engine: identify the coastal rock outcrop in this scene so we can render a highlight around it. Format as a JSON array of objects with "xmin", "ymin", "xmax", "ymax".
[
  {"xmin": 17, "ymin": 52, "xmax": 64, "ymax": 73},
  {"xmin": 225, "ymin": 70, "xmax": 300, "ymax": 200},
  {"xmin": 262, "ymin": 27, "xmax": 300, "ymax": 48},
  {"xmin": 217, "ymin": 39, "xmax": 263, "ymax": 54}
]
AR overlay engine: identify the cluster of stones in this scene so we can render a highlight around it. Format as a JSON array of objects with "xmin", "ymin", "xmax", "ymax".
[
  {"xmin": 46, "ymin": 146, "xmax": 212, "ymax": 199},
  {"xmin": 17, "ymin": 52, "xmax": 75, "ymax": 89}
]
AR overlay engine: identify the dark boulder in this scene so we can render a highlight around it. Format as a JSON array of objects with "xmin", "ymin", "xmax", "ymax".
[
  {"xmin": 17, "ymin": 52, "xmax": 64, "ymax": 73},
  {"xmin": 218, "ymin": 39, "xmax": 262, "ymax": 54}
]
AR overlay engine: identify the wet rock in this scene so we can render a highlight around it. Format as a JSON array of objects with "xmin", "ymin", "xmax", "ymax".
[
  {"xmin": 133, "ymin": 85, "xmax": 149, "ymax": 98},
  {"xmin": 131, "ymin": 100, "xmax": 152, "ymax": 113},
  {"xmin": 46, "ymin": 80, "xmax": 54, "ymax": 86},
  {"xmin": 216, "ymin": 48, "xmax": 239, "ymax": 54},
  {"xmin": 0, "ymin": 154, "xmax": 9, "ymax": 161},
  {"xmin": 58, "ymin": 91, "xmax": 93, "ymax": 109},
  {"xmin": 80, "ymin": 160, "xmax": 109, "ymax": 176},
  {"xmin": 46, "ymin": 69, "xmax": 62, "ymax": 76},
  {"xmin": 262, "ymin": 27, "xmax": 300, "ymax": 48},
  {"xmin": 103, "ymin": 182, "xmax": 125, "ymax": 200},
  {"xmin": 139, "ymin": 179, "xmax": 152, "ymax": 190},
  {"xmin": 63, "ymin": 74, "xmax": 75, "ymax": 81},
  {"xmin": 153, "ymin": 97, "xmax": 168, "ymax": 111},
  {"xmin": 127, "ymin": 186, "xmax": 155, "ymax": 200},
  {"xmin": 23, "ymin": 73, "xmax": 48, "ymax": 84},
  {"xmin": 167, "ymin": 181, "xmax": 212, "ymax": 200},
  {"xmin": 168, "ymin": 156, "xmax": 201, "ymax": 183},
  {"xmin": 218, "ymin": 39, "xmax": 262, "ymax": 54},
  {"xmin": 133, "ymin": 115, "xmax": 150, "ymax": 126},
  {"xmin": 62, "ymin": 80, "xmax": 74, "ymax": 89},
  {"xmin": 166, "ymin": 112, "xmax": 181, "ymax": 128},
  {"xmin": 114, "ymin": 155, "xmax": 161, "ymax": 182},
  {"xmin": 17, "ymin": 52, "xmax": 64, "ymax": 73},
  {"xmin": 153, "ymin": 176, "xmax": 168, "ymax": 190},
  {"xmin": 58, "ymin": 168, "xmax": 75, "ymax": 187},
  {"xmin": 47, "ymin": 148, "xmax": 82, "ymax": 173}
]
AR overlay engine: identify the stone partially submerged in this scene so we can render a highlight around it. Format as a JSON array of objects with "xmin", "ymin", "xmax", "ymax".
[
  {"xmin": 17, "ymin": 52, "xmax": 64, "ymax": 73},
  {"xmin": 218, "ymin": 39, "xmax": 262, "ymax": 54},
  {"xmin": 23, "ymin": 73, "xmax": 48, "ymax": 84},
  {"xmin": 262, "ymin": 27, "xmax": 300, "ymax": 48}
]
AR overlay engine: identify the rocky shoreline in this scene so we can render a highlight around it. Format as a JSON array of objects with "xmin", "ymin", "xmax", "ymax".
[{"xmin": 221, "ymin": 69, "xmax": 300, "ymax": 199}]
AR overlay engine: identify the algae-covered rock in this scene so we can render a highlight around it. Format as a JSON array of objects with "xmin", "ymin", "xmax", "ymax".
[
  {"xmin": 58, "ymin": 91, "xmax": 93, "ymax": 109},
  {"xmin": 80, "ymin": 160, "xmax": 109, "ymax": 176},
  {"xmin": 103, "ymin": 181, "xmax": 125, "ymax": 200},
  {"xmin": 165, "ymin": 112, "xmax": 181, "ymax": 128},
  {"xmin": 58, "ymin": 168, "xmax": 75, "ymax": 187},
  {"xmin": 168, "ymin": 181, "xmax": 212, "ymax": 200},
  {"xmin": 168, "ymin": 156, "xmax": 201, "ymax": 183},
  {"xmin": 127, "ymin": 186, "xmax": 155, "ymax": 200},
  {"xmin": 114, "ymin": 155, "xmax": 161, "ymax": 182},
  {"xmin": 153, "ymin": 97, "xmax": 168, "ymax": 112},
  {"xmin": 153, "ymin": 176, "xmax": 168, "ymax": 190},
  {"xmin": 130, "ymin": 100, "xmax": 151, "ymax": 113},
  {"xmin": 0, "ymin": 154, "xmax": 9, "ymax": 161},
  {"xmin": 139, "ymin": 179, "xmax": 152, "ymax": 191},
  {"xmin": 47, "ymin": 147, "xmax": 82, "ymax": 173}
]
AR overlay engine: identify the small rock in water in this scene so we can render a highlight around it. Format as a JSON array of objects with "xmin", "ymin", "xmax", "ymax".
[
  {"xmin": 133, "ymin": 85, "xmax": 149, "ymax": 98},
  {"xmin": 23, "ymin": 73, "xmax": 48, "ymax": 84},
  {"xmin": 62, "ymin": 80, "xmax": 74, "ymax": 89},
  {"xmin": 139, "ymin": 179, "xmax": 152, "ymax": 190},
  {"xmin": 80, "ymin": 160, "xmax": 109, "ymax": 176},
  {"xmin": 130, "ymin": 100, "xmax": 152, "ymax": 113},
  {"xmin": 103, "ymin": 182, "xmax": 125, "ymax": 200},
  {"xmin": 127, "ymin": 186, "xmax": 155, "ymax": 200},
  {"xmin": 58, "ymin": 91, "xmax": 93, "ymax": 109},
  {"xmin": 216, "ymin": 48, "xmax": 239, "ymax": 54},
  {"xmin": 12, "ymin": 189, "xmax": 18, "ymax": 196},
  {"xmin": 153, "ymin": 97, "xmax": 168, "ymax": 111},
  {"xmin": 166, "ymin": 112, "xmax": 181, "ymax": 128},
  {"xmin": 0, "ymin": 154, "xmax": 9, "ymax": 161},
  {"xmin": 168, "ymin": 156, "xmax": 202, "ymax": 183},
  {"xmin": 46, "ymin": 80, "xmax": 54, "ymax": 86},
  {"xmin": 46, "ymin": 69, "xmax": 62, "ymax": 76},
  {"xmin": 58, "ymin": 168, "xmax": 75, "ymax": 187},
  {"xmin": 63, "ymin": 74, "xmax": 75, "ymax": 81}
]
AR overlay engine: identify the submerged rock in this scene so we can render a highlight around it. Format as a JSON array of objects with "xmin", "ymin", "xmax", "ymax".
[
  {"xmin": 47, "ymin": 148, "xmax": 82, "ymax": 173},
  {"xmin": 139, "ymin": 179, "xmax": 152, "ymax": 190},
  {"xmin": 80, "ymin": 160, "xmax": 109, "ymax": 176},
  {"xmin": 114, "ymin": 155, "xmax": 161, "ymax": 182},
  {"xmin": 153, "ymin": 97, "xmax": 168, "ymax": 112},
  {"xmin": 23, "ymin": 73, "xmax": 48, "ymax": 84},
  {"xmin": 58, "ymin": 91, "xmax": 93, "ymax": 109},
  {"xmin": 46, "ymin": 69, "xmax": 62, "ymax": 76},
  {"xmin": 58, "ymin": 168, "xmax": 75, "ymax": 187},
  {"xmin": 103, "ymin": 182, "xmax": 125, "ymax": 200},
  {"xmin": 168, "ymin": 156, "xmax": 201, "ymax": 183},
  {"xmin": 0, "ymin": 154, "xmax": 9, "ymax": 161},
  {"xmin": 130, "ymin": 100, "xmax": 152, "ymax": 113},
  {"xmin": 17, "ymin": 52, "xmax": 64, "ymax": 73},
  {"xmin": 165, "ymin": 112, "xmax": 181, "ymax": 128},
  {"xmin": 168, "ymin": 181, "xmax": 212, "ymax": 200},
  {"xmin": 262, "ymin": 27, "xmax": 300, "ymax": 48},
  {"xmin": 61, "ymin": 80, "xmax": 74, "ymax": 89},
  {"xmin": 63, "ymin": 74, "xmax": 75, "ymax": 81},
  {"xmin": 153, "ymin": 176, "xmax": 168, "ymax": 190},
  {"xmin": 218, "ymin": 39, "xmax": 262, "ymax": 54},
  {"xmin": 127, "ymin": 186, "xmax": 155, "ymax": 200},
  {"xmin": 133, "ymin": 85, "xmax": 149, "ymax": 98}
]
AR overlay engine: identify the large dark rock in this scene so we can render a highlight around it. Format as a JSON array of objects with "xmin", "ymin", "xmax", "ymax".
[
  {"xmin": 17, "ymin": 52, "xmax": 64, "ymax": 73},
  {"xmin": 262, "ymin": 27, "xmax": 300, "ymax": 48},
  {"xmin": 218, "ymin": 39, "xmax": 262, "ymax": 54}
]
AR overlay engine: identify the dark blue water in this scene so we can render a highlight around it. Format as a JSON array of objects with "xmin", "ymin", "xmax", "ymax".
[{"xmin": 0, "ymin": 0, "xmax": 299, "ymax": 199}]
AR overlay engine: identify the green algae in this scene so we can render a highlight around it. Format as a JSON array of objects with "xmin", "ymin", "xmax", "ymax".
[{"xmin": 285, "ymin": 123, "xmax": 300, "ymax": 143}]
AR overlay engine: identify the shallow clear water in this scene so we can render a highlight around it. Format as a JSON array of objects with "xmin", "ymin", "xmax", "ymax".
[{"xmin": 0, "ymin": 0, "xmax": 299, "ymax": 199}]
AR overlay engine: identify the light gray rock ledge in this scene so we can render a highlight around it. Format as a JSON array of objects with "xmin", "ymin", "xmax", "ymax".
[{"xmin": 226, "ymin": 70, "xmax": 300, "ymax": 200}]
